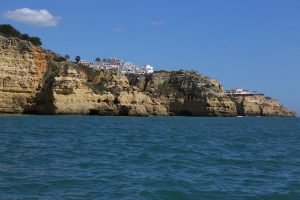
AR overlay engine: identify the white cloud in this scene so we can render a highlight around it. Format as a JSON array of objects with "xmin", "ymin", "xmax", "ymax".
[
  {"xmin": 150, "ymin": 20, "xmax": 165, "ymax": 27},
  {"xmin": 3, "ymin": 8, "xmax": 61, "ymax": 27},
  {"xmin": 113, "ymin": 27, "xmax": 125, "ymax": 32}
]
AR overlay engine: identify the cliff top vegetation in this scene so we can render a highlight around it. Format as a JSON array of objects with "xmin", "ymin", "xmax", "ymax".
[{"xmin": 0, "ymin": 24, "xmax": 42, "ymax": 46}]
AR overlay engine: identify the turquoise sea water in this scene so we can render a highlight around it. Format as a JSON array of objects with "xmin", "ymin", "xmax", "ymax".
[{"xmin": 0, "ymin": 116, "xmax": 299, "ymax": 200}]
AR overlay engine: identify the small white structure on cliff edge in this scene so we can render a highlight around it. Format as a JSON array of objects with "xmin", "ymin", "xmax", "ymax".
[
  {"xmin": 226, "ymin": 88, "xmax": 252, "ymax": 95},
  {"xmin": 226, "ymin": 88, "xmax": 264, "ymax": 95}
]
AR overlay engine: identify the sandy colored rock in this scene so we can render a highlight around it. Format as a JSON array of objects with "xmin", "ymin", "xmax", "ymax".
[
  {"xmin": 229, "ymin": 94, "xmax": 296, "ymax": 117},
  {"xmin": 0, "ymin": 37, "xmax": 296, "ymax": 117},
  {"xmin": 130, "ymin": 70, "xmax": 238, "ymax": 116}
]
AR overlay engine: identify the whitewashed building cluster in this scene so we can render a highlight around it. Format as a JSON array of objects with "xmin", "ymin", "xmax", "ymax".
[
  {"xmin": 226, "ymin": 88, "xmax": 261, "ymax": 95},
  {"xmin": 79, "ymin": 58, "xmax": 154, "ymax": 74}
]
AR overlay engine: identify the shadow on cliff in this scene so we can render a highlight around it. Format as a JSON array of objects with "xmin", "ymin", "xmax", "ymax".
[{"xmin": 23, "ymin": 62, "xmax": 59, "ymax": 114}]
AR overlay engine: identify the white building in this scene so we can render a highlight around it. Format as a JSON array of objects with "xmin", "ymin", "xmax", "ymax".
[
  {"xmin": 226, "ymin": 88, "xmax": 252, "ymax": 95},
  {"xmin": 142, "ymin": 64, "xmax": 154, "ymax": 74},
  {"xmin": 79, "ymin": 60, "xmax": 91, "ymax": 67},
  {"xmin": 120, "ymin": 62, "xmax": 138, "ymax": 74},
  {"xmin": 79, "ymin": 57, "xmax": 154, "ymax": 75}
]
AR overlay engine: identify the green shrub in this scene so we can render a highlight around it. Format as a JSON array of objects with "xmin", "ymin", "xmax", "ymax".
[
  {"xmin": 0, "ymin": 24, "xmax": 42, "ymax": 46},
  {"xmin": 93, "ymin": 83, "xmax": 106, "ymax": 94},
  {"xmin": 53, "ymin": 56, "xmax": 67, "ymax": 62},
  {"xmin": 0, "ymin": 24, "xmax": 20, "ymax": 37},
  {"xmin": 73, "ymin": 64, "xmax": 99, "ymax": 82},
  {"xmin": 126, "ymin": 74, "xmax": 138, "ymax": 86},
  {"xmin": 157, "ymin": 82, "xmax": 177, "ymax": 96}
]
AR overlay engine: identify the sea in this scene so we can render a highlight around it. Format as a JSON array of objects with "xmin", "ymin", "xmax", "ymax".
[{"xmin": 0, "ymin": 116, "xmax": 299, "ymax": 200}]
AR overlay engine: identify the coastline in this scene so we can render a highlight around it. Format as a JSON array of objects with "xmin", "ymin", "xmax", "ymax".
[{"xmin": 0, "ymin": 36, "xmax": 296, "ymax": 117}]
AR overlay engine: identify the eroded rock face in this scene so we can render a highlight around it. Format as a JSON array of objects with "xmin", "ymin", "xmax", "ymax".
[
  {"xmin": 130, "ymin": 70, "xmax": 237, "ymax": 116},
  {"xmin": 49, "ymin": 64, "xmax": 168, "ymax": 116},
  {"xmin": 0, "ymin": 38, "xmax": 48, "ymax": 113},
  {"xmin": 0, "ymin": 37, "xmax": 296, "ymax": 116},
  {"xmin": 229, "ymin": 94, "xmax": 296, "ymax": 117}
]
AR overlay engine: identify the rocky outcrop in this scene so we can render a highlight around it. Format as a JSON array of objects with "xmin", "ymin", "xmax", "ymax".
[
  {"xmin": 0, "ymin": 37, "xmax": 296, "ymax": 116},
  {"xmin": 128, "ymin": 71, "xmax": 237, "ymax": 116},
  {"xmin": 229, "ymin": 94, "xmax": 296, "ymax": 117},
  {"xmin": 0, "ymin": 37, "xmax": 48, "ymax": 114}
]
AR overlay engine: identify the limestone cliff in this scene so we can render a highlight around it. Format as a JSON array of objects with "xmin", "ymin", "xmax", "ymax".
[
  {"xmin": 228, "ymin": 94, "xmax": 296, "ymax": 117},
  {"xmin": 0, "ymin": 37, "xmax": 296, "ymax": 116},
  {"xmin": 127, "ymin": 71, "xmax": 237, "ymax": 116},
  {"xmin": 49, "ymin": 63, "xmax": 167, "ymax": 116},
  {"xmin": 0, "ymin": 37, "xmax": 48, "ymax": 113}
]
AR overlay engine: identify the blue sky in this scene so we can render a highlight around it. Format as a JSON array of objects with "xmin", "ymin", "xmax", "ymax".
[{"xmin": 1, "ymin": 0, "xmax": 299, "ymax": 114}]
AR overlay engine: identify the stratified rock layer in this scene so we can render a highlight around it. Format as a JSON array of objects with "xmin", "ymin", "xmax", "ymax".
[
  {"xmin": 130, "ymin": 71, "xmax": 237, "ymax": 116},
  {"xmin": 228, "ymin": 94, "xmax": 296, "ymax": 117},
  {"xmin": 0, "ymin": 37, "xmax": 296, "ymax": 116},
  {"xmin": 0, "ymin": 38, "xmax": 48, "ymax": 113}
]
